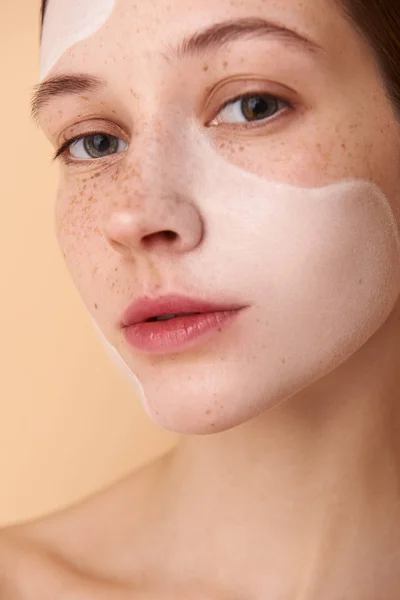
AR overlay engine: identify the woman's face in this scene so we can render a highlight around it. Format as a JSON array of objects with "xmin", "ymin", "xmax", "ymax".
[{"xmin": 38, "ymin": 0, "xmax": 400, "ymax": 434}]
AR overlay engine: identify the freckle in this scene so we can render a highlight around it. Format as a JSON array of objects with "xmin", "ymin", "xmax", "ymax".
[
  {"xmin": 203, "ymin": 64, "xmax": 209, "ymax": 71},
  {"xmin": 223, "ymin": 60, "xmax": 228, "ymax": 68},
  {"xmin": 115, "ymin": 267, "xmax": 119, "ymax": 272},
  {"xmin": 211, "ymin": 423, "xmax": 215, "ymax": 427},
  {"xmin": 281, "ymin": 357, "xmax": 286, "ymax": 364},
  {"xmin": 358, "ymin": 278, "xmax": 363, "ymax": 284},
  {"xmin": 206, "ymin": 409, "xmax": 212, "ymax": 415}
]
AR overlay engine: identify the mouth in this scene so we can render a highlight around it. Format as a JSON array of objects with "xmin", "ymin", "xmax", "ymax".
[
  {"xmin": 120, "ymin": 293, "xmax": 248, "ymax": 354},
  {"xmin": 121, "ymin": 294, "xmax": 246, "ymax": 328},
  {"xmin": 145, "ymin": 312, "xmax": 201, "ymax": 322}
]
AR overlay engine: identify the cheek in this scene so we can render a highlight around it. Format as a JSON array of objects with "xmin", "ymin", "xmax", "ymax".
[
  {"xmin": 262, "ymin": 182, "xmax": 399, "ymax": 323},
  {"xmin": 238, "ymin": 179, "xmax": 400, "ymax": 397},
  {"xmin": 55, "ymin": 181, "xmax": 105, "ymax": 291},
  {"xmin": 56, "ymin": 185, "xmax": 94, "ymax": 247},
  {"xmin": 54, "ymin": 170, "xmax": 136, "ymax": 328}
]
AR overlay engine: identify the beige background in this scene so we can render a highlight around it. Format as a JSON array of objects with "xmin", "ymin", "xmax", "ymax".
[{"xmin": 0, "ymin": 0, "xmax": 177, "ymax": 527}]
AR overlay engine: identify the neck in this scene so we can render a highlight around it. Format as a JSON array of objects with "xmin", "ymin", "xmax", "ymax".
[{"xmin": 152, "ymin": 303, "xmax": 400, "ymax": 598}]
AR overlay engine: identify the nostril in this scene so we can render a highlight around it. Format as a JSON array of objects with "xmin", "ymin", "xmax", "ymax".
[
  {"xmin": 164, "ymin": 231, "xmax": 178, "ymax": 241},
  {"xmin": 141, "ymin": 230, "xmax": 179, "ymax": 249}
]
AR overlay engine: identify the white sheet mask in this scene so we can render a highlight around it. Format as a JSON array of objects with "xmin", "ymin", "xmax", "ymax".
[
  {"xmin": 40, "ymin": 0, "xmax": 116, "ymax": 81},
  {"xmin": 94, "ymin": 119, "xmax": 400, "ymax": 433}
]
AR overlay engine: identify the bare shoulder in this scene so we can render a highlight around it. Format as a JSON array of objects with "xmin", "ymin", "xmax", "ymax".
[
  {"xmin": 0, "ymin": 526, "xmax": 81, "ymax": 599},
  {"xmin": 0, "ymin": 452, "xmax": 174, "ymax": 598},
  {"xmin": 0, "ymin": 499, "xmax": 128, "ymax": 600}
]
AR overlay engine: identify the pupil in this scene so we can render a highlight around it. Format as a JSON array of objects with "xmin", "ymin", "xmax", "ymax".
[
  {"xmin": 93, "ymin": 134, "xmax": 110, "ymax": 152},
  {"xmin": 84, "ymin": 134, "xmax": 118, "ymax": 158},
  {"xmin": 242, "ymin": 96, "xmax": 277, "ymax": 121}
]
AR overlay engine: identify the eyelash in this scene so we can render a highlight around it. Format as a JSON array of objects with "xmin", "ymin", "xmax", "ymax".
[{"xmin": 53, "ymin": 91, "xmax": 294, "ymax": 165}]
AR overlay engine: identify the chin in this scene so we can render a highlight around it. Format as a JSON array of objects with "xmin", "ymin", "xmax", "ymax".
[{"xmin": 133, "ymin": 366, "xmax": 303, "ymax": 436}]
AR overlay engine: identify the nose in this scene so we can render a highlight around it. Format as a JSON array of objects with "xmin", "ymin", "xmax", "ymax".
[
  {"xmin": 103, "ymin": 192, "xmax": 204, "ymax": 257},
  {"xmin": 101, "ymin": 125, "xmax": 204, "ymax": 259}
]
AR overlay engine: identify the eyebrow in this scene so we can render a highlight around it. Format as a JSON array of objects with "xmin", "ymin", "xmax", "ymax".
[
  {"xmin": 30, "ymin": 74, "xmax": 105, "ymax": 123},
  {"xmin": 31, "ymin": 16, "xmax": 325, "ymax": 122},
  {"xmin": 167, "ymin": 16, "xmax": 325, "ymax": 61}
]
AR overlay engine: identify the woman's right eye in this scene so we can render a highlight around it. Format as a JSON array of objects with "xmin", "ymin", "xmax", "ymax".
[{"xmin": 65, "ymin": 133, "xmax": 128, "ymax": 161}]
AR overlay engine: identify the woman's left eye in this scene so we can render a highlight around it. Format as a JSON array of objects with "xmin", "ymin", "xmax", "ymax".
[
  {"xmin": 210, "ymin": 93, "xmax": 290, "ymax": 126},
  {"xmin": 56, "ymin": 133, "xmax": 128, "ymax": 162}
]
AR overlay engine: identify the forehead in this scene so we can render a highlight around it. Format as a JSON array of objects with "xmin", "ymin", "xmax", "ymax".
[{"xmin": 40, "ymin": 0, "xmax": 340, "ymax": 78}]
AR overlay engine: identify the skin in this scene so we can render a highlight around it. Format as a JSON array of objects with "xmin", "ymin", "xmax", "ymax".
[{"xmin": 2, "ymin": 0, "xmax": 400, "ymax": 597}]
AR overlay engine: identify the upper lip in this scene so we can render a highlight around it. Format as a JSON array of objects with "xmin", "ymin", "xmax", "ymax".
[{"xmin": 120, "ymin": 294, "xmax": 245, "ymax": 327}]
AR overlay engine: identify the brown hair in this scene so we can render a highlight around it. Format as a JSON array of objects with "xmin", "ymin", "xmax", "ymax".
[
  {"xmin": 40, "ymin": 0, "xmax": 400, "ymax": 117},
  {"xmin": 40, "ymin": 0, "xmax": 48, "ymax": 35}
]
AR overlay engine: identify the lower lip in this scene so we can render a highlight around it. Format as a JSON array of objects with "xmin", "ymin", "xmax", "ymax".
[{"xmin": 123, "ymin": 310, "xmax": 243, "ymax": 355}]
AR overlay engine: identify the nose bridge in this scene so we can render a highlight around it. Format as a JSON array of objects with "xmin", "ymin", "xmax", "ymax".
[
  {"xmin": 101, "ymin": 108, "xmax": 204, "ymax": 257},
  {"xmin": 125, "ymin": 108, "xmax": 189, "ymax": 202}
]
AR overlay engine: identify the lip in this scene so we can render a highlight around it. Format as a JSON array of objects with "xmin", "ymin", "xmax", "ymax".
[
  {"xmin": 120, "ymin": 294, "xmax": 248, "ymax": 355},
  {"xmin": 120, "ymin": 294, "xmax": 245, "ymax": 327}
]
